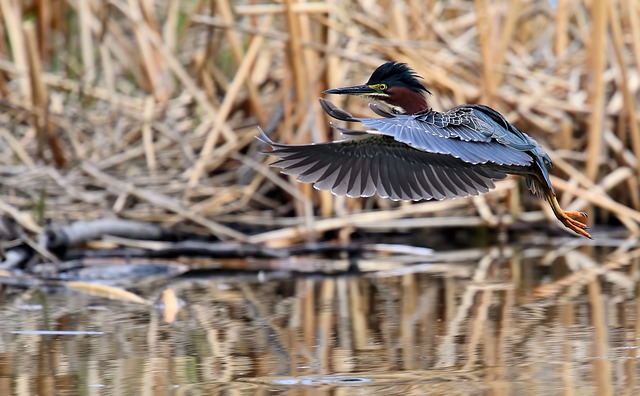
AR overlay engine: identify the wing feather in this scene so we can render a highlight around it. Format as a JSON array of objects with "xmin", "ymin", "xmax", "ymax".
[
  {"xmin": 318, "ymin": 99, "xmax": 545, "ymax": 168},
  {"xmin": 421, "ymin": 165, "xmax": 448, "ymax": 199},
  {"xmin": 378, "ymin": 152, "xmax": 396, "ymax": 199},
  {"xmin": 358, "ymin": 117, "xmax": 532, "ymax": 166},
  {"xmin": 261, "ymin": 133, "xmax": 506, "ymax": 201},
  {"xmin": 416, "ymin": 167, "xmax": 442, "ymax": 200}
]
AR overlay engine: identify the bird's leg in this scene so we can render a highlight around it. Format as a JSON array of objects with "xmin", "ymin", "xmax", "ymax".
[{"xmin": 545, "ymin": 192, "xmax": 592, "ymax": 239}]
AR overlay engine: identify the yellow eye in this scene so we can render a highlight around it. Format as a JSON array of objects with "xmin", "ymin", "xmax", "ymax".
[{"xmin": 378, "ymin": 83, "xmax": 387, "ymax": 91}]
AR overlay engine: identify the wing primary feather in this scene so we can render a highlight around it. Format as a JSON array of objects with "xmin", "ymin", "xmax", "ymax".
[
  {"xmin": 443, "ymin": 164, "xmax": 480, "ymax": 193},
  {"xmin": 314, "ymin": 159, "xmax": 342, "ymax": 184},
  {"xmin": 420, "ymin": 165, "xmax": 447, "ymax": 199},
  {"xmin": 365, "ymin": 146, "xmax": 380, "ymax": 197},
  {"xmin": 431, "ymin": 165, "xmax": 460, "ymax": 198},
  {"xmin": 451, "ymin": 170, "xmax": 481, "ymax": 196},
  {"xmin": 319, "ymin": 98, "xmax": 358, "ymax": 121},
  {"xmin": 404, "ymin": 155, "xmax": 427, "ymax": 199},
  {"xmin": 261, "ymin": 121, "xmax": 518, "ymax": 201},
  {"xmin": 346, "ymin": 154, "xmax": 364, "ymax": 196},
  {"xmin": 455, "ymin": 169, "xmax": 489, "ymax": 192},
  {"xmin": 369, "ymin": 103, "xmax": 395, "ymax": 118},
  {"xmin": 378, "ymin": 153, "xmax": 396, "ymax": 200},
  {"xmin": 435, "ymin": 166, "xmax": 467, "ymax": 196},
  {"xmin": 332, "ymin": 167, "xmax": 352, "ymax": 195},
  {"xmin": 298, "ymin": 156, "xmax": 333, "ymax": 182},
  {"xmin": 332, "ymin": 156, "xmax": 354, "ymax": 191},
  {"xmin": 388, "ymin": 146, "xmax": 413, "ymax": 200},
  {"xmin": 408, "ymin": 166, "xmax": 434, "ymax": 199}
]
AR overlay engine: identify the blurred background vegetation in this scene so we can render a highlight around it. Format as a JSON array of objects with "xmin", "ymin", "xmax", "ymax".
[{"xmin": 0, "ymin": 0, "xmax": 639, "ymax": 246}]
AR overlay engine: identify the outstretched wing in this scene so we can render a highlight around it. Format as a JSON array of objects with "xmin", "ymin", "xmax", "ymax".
[
  {"xmin": 319, "ymin": 98, "xmax": 538, "ymax": 167},
  {"xmin": 258, "ymin": 128, "xmax": 507, "ymax": 201}
]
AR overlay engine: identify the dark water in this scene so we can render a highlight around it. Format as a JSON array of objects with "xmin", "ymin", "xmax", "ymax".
[{"xmin": 1, "ymin": 244, "xmax": 639, "ymax": 395}]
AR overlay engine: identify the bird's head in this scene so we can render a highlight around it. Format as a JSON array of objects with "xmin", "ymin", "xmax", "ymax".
[{"xmin": 324, "ymin": 61, "xmax": 431, "ymax": 114}]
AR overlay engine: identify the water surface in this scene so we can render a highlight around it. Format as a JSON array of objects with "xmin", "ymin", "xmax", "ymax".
[{"xmin": 1, "ymin": 243, "xmax": 639, "ymax": 395}]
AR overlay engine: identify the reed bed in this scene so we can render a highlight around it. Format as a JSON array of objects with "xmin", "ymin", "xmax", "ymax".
[{"xmin": 1, "ymin": 0, "xmax": 640, "ymax": 248}]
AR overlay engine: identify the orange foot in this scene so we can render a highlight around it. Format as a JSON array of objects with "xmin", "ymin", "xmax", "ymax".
[
  {"xmin": 546, "ymin": 192, "xmax": 592, "ymax": 238},
  {"xmin": 557, "ymin": 210, "xmax": 591, "ymax": 239}
]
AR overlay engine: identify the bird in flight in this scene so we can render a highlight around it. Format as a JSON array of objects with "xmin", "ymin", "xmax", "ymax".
[{"xmin": 258, "ymin": 61, "xmax": 591, "ymax": 238}]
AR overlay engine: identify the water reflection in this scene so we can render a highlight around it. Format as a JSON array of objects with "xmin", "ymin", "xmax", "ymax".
[{"xmin": 0, "ymin": 245, "xmax": 639, "ymax": 394}]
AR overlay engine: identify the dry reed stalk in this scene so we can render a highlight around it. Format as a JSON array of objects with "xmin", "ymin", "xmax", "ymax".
[
  {"xmin": 0, "ymin": 199, "xmax": 41, "ymax": 233},
  {"xmin": 418, "ymin": 0, "xmax": 437, "ymax": 41},
  {"xmin": 94, "ymin": 136, "xmax": 173, "ymax": 170},
  {"xmin": 63, "ymin": 281, "xmax": 151, "ymax": 305},
  {"xmin": 35, "ymin": 0, "xmax": 50, "ymax": 60},
  {"xmin": 0, "ymin": 0, "xmax": 29, "ymax": 100},
  {"xmin": 233, "ymin": 152, "xmax": 310, "ymax": 204},
  {"xmin": 78, "ymin": 0, "xmax": 96, "ymax": 89},
  {"xmin": 473, "ymin": 0, "xmax": 496, "ymax": 106},
  {"xmin": 584, "ymin": 0, "xmax": 609, "ymax": 182},
  {"xmin": 391, "ymin": 2, "xmax": 408, "ymax": 41},
  {"xmin": 609, "ymin": 1, "xmax": 640, "ymax": 189},
  {"xmin": 280, "ymin": 1, "xmax": 319, "ymax": 227},
  {"xmin": 356, "ymin": 214, "xmax": 519, "ymax": 230},
  {"xmin": 1, "ymin": 0, "xmax": 639, "ymax": 243},
  {"xmin": 188, "ymin": 15, "xmax": 273, "ymax": 187},
  {"xmin": 81, "ymin": 163, "xmax": 248, "ymax": 241},
  {"xmin": 626, "ymin": 175, "xmax": 640, "ymax": 213},
  {"xmin": 247, "ymin": 199, "xmax": 471, "ymax": 245},
  {"xmin": 39, "ymin": 73, "xmax": 144, "ymax": 110},
  {"xmin": 549, "ymin": 151, "xmax": 606, "ymax": 193},
  {"xmin": 216, "ymin": 0, "xmax": 266, "ymax": 125},
  {"xmin": 163, "ymin": 0, "xmax": 179, "ymax": 51},
  {"xmin": 127, "ymin": 0, "xmax": 172, "ymax": 102},
  {"xmin": 0, "ymin": 127, "xmax": 34, "ymax": 166},
  {"xmin": 494, "ymin": 0, "xmax": 520, "ymax": 90},
  {"xmin": 97, "ymin": 40, "xmax": 117, "ymax": 109},
  {"xmin": 557, "ymin": 118, "xmax": 573, "ymax": 151},
  {"xmin": 24, "ymin": 22, "xmax": 65, "ymax": 168},
  {"xmin": 472, "ymin": 195, "xmax": 498, "ymax": 226},
  {"xmin": 293, "ymin": 1, "xmax": 332, "ymax": 217},
  {"xmin": 141, "ymin": 96, "xmax": 157, "ymax": 175},
  {"xmin": 284, "ymin": 0, "xmax": 307, "ymax": 106},
  {"xmin": 625, "ymin": 0, "xmax": 640, "ymax": 92},
  {"xmin": 554, "ymin": 0, "xmax": 570, "ymax": 56},
  {"xmin": 112, "ymin": 1, "xmax": 237, "ymax": 137},
  {"xmin": 234, "ymin": 3, "xmax": 333, "ymax": 16},
  {"xmin": 603, "ymin": 129, "xmax": 637, "ymax": 169}
]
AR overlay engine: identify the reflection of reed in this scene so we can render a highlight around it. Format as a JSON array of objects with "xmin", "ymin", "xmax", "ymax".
[{"xmin": 1, "ymin": 244, "xmax": 640, "ymax": 392}]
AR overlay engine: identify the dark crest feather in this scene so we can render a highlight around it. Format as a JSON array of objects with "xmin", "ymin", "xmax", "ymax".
[{"xmin": 367, "ymin": 61, "xmax": 431, "ymax": 96}]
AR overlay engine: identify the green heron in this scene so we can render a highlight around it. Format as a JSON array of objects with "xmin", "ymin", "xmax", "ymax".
[{"xmin": 259, "ymin": 62, "xmax": 590, "ymax": 238}]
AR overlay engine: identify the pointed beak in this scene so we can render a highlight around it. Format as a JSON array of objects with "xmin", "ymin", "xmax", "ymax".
[{"xmin": 324, "ymin": 84, "xmax": 377, "ymax": 95}]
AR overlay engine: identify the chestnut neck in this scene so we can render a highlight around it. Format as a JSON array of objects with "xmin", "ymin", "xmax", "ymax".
[{"xmin": 386, "ymin": 86, "xmax": 429, "ymax": 114}]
